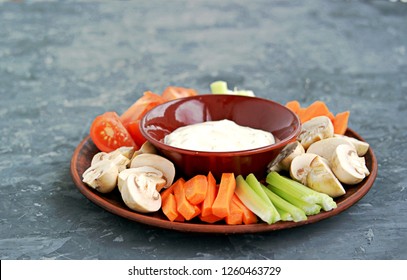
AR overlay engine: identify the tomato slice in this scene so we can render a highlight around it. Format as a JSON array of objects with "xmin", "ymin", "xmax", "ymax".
[
  {"xmin": 120, "ymin": 91, "xmax": 165, "ymax": 125},
  {"xmin": 161, "ymin": 86, "xmax": 198, "ymax": 101},
  {"xmin": 126, "ymin": 120, "xmax": 147, "ymax": 148},
  {"xmin": 90, "ymin": 112, "xmax": 137, "ymax": 153}
]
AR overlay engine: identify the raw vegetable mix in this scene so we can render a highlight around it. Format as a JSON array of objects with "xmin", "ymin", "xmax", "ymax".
[{"xmin": 82, "ymin": 81, "xmax": 371, "ymax": 225}]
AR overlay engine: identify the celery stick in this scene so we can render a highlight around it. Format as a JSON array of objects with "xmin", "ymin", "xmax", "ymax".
[
  {"xmin": 210, "ymin": 81, "xmax": 229, "ymax": 94},
  {"xmin": 261, "ymin": 185, "xmax": 307, "ymax": 222},
  {"xmin": 276, "ymin": 207, "xmax": 293, "ymax": 221},
  {"xmin": 268, "ymin": 185, "xmax": 321, "ymax": 216},
  {"xmin": 235, "ymin": 175, "xmax": 274, "ymax": 224},
  {"xmin": 246, "ymin": 173, "xmax": 280, "ymax": 223},
  {"xmin": 266, "ymin": 171, "xmax": 337, "ymax": 211}
]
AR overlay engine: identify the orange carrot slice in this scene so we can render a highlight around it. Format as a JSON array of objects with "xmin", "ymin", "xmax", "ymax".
[
  {"xmin": 161, "ymin": 178, "xmax": 185, "ymax": 201},
  {"xmin": 201, "ymin": 172, "xmax": 218, "ymax": 217},
  {"xmin": 199, "ymin": 213, "xmax": 223, "ymax": 224},
  {"xmin": 333, "ymin": 111, "xmax": 350, "ymax": 135},
  {"xmin": 212, "ymin": 173, "xmax": 236, "ymax": 218},
  {"xmin": 231, "ymin": 194, "xmax": 258, "ymax": 225},
  {"xmin": 300, "ymin": 100, "xmax": 331, "ymax": 123},
  {"xmin": 184, "ymin": 174, "xmax": 208, "ymax": 205},
  {"xmin": 173, "ymin": 178, "xmax": 198, "ymax": 220},
  {"xmin": 161, "ymin": 193, "xmax": 179, "ymax": 222},
  {"xmin": 285, "ymin": 100, "xmax": 301, "ymax": 114},
  {"xmin": 225, "ymin": 199, "xmax": 243, "ymax": 225}
]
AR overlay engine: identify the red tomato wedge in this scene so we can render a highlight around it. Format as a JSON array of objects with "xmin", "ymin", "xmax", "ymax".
[
  {"xmin": 126, "ymin": 120, "xmax": 146, "ymax": 148},
  {"xmin": 161, "ymin": 86, "xmax": 198, "ymax": 101},
  {"xmin": 90, "ymin": 112, "xmax": 137, "ymax": 153},
  {"xmin": 120, "ymin": 91, "xmax": 165, "ymax": 125}
]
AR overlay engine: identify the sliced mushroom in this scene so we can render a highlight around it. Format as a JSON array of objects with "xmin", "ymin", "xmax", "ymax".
[
  {"xmin": 267, "ymin": 141, "xmax": 305, "ymax": 172},
  {"xmin": 117, "ymin": 166, "xmax": 165, "ymax": 192},
  {"xmin": 306, "ymin": 156, "xmax": 346, "ymax": 198},
  {"xmin": 306, "ymin": 137, "xmax": 356, "ymax": 162},
  {"xmin": 91, "ymin": 147, "xmax": 133, "ymax": 171},
  {"xmin": 130, "ymin": 154, "xmax": 175, "ymax": 189},
  {"xmin": 130, "ymin": 141, "xmax": 158, "ymax": 161},
  {"xmin": 297, "ymin": 116, "xmax": 334, "ymax": 149},
  {"xmin": 289, "ymin": 153, "xmax": 319, "ymax": 184},
  {"xmin": 82, "ymin": 160, "xmax": 119, "ymax": 193},
  {"xmin": 333, "ymin": 134, "xmax": 369, "ymax": 156},
  {"xmin": 120, "ymin": 172, "xmax": 163, "ymax": 213},
  {"xmin": 331, "ymin": 144, "xmax": 370, "ymax": 185}
]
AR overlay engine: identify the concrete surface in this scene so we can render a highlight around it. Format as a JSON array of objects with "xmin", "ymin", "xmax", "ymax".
[{"xmin": 1, "ymin": 0, "xmax": 406, "ymax": 260}]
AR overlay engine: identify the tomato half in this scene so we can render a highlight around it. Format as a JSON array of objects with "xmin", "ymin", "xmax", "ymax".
[
  {"xmin": 90, "ymin": 112, "xmax": 137, "ymax": 153},
  {"xmin": 161, "ymin": 86, "xmax": 198, "ymax": 101},
  {"xmin": 126, "ymin": 120, "xmax": 147, "ymax": 148},
  {"xmin": 120, "ymin": 91, "xmax": 165, "ymax": 125}
]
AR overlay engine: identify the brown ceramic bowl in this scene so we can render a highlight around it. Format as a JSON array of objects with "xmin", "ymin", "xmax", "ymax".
[{"xmin": 140, "ymin": 94, "xmax": 301, "ymax": 180}]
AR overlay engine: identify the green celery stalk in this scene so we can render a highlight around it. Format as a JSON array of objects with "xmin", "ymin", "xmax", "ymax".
[
  {"xmin": 266, "ymin": 172, "xmax": 337, "ymax": 211},
  {"xmin": 276, "ymin": 207, "xmax": 293, "ymax": 221},
  {"xmin": 246, "ymin": 173, "xmax": 281, "ymax": 223},
  {"xmin": 268, "ymin": 185, "xmax": 321, "ymax": 216},
  {"xmin": 210, "ymin": 81, "xmax": 229, "ymax": 94},
  {"xmin": 235, "ymin": 175, "xmax": 275, "ymax": 224},
  {"xmin": 261, "ymin": 185, "xmax": 307, "ymax": 222}
]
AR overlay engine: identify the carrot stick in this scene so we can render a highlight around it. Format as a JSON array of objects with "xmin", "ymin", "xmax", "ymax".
[
  {"xmin": 300, "ymin": 100, "xmax": 331, "ymax": 123},
  {"xmin": 333, "ymin": 111, "xmax": 350, "ymax": 135},
  {"xmin": 231, "ymin": 194, "xmax": 258, "ymax": 225},
  {"xmin": 212, "ymin": 173, "xmax": 236, "ymax": 218},
  {"xmin": 161, "ymin": 193, "xmax": 180, "ymax": 222},
  {"xmin": 225, "ymin": 199, "xmax": 243, "ymax": 225},
  {"xmin": 199, "ymin": 213, "xmax": 223, "ymax": 224},
  {"xmin": 173, "ymin": 178, "xmax": 198, "ymax": 220},
  {"xmin": 201, "ymin": 172, "xmax": 218, "ymax": 217},
  {"xmin": 161, "ymin": 178, "xmax": 185, "ymax": 201},
  {"xmin": 184, "ymin": 174, "xmax": 208, "ymax": 205},
  {"xmin": 285, "ymin": 100, "xmax": 301, "ymax": 114}
]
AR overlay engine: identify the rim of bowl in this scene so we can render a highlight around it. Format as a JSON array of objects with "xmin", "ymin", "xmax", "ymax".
[{"xmin": 140, "ymin": 94, "xmax": 301, "ymax": 156}]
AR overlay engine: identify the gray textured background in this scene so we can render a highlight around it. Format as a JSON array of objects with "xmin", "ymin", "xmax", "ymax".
[{"xmin": 1, "ymin": 0, "xmax": 406, "ymax": 260}]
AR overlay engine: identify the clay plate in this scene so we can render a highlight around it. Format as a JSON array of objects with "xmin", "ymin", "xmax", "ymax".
[{"xmin": 70, "ymin": 128, "xmax": 377, "ymax": 234}]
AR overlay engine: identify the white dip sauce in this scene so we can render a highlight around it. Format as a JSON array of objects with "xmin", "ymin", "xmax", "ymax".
[{"xmin": 164, "ymin": 119, "xmax": 275, "ymax": 152}]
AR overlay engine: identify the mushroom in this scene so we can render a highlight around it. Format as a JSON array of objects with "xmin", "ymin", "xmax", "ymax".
[
  {"xmin": 130, "ymin": 141, "xmax": 158, "ymax": 161},
  {"xmin": 297, "ymin": 116, "xmax": 334, "ymax": 149},
  {"xmin": 117, "ymin": 166, "xmax": 165, "ymax": 192},
  {"xmin": 91, "ymin": 147, "xmax": 133, "ymax": 171},
  {"xmin": 130, "ymin": 153, "xmax": 175, "ymax": 190},
  {"xmin": 306, "ymin": 156, "xmax": 346, "ymax": 198},
  {"xmin": 82, "ymin": 160, "xmax": 119, "ymax": 193},
  {"xmin": 289, "ymin": 153, "xmax": 319, "ymax": 184},
  {"xmin": 119, "ymin": 171, "xmax": 163, "ymax": 213},
  {"xmin": 267, "ymin": 141, "xmax": 305, "ymax": 172},
  {"xmin": 331, "ymin": 144, "xmax": 370, "ymax": 185},
  {"xmin": 333, "ymin": 134, "xmax": 369, "ymax": 156},
  {"xmin": 306, "ymin": 137, "xmax": 356, "ymax": 162}
]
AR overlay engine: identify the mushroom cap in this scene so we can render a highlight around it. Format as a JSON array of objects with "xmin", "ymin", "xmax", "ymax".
[
  {"xmin": 331, "ymin": 144, "xmax": 369, "ymax": 185},
  {"xmin": 333, "ymin": 134, "xmax": 369, "ymax": 156},
  {"xmin": 306, "ymin": 137, "xmax": 355, "ymax": 162},
  {"xmin": 289, "ymin": 153, "xmax": 319, "ymax": 184},
  {"xmin": 120, "ymin": 173, "xmax": 162, "ymax": 213},
  {"xmin": 297, "ymin": 116, "xmax": 334, "ymax": 149},
  {"xmin": 82, "ymin": 160, "xmax": 119, "ymax": 193},
  {"xmin": 130, "ymin": 154, "xmax": 175, "ymax": 188},
  {"xmin": 306, "ymin": 156, "xmax": 346, "ymax": 198}
]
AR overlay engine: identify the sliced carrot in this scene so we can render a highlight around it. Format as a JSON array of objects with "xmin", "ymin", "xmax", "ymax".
[
  {"xmin": 184, "ymin": 175, "xmax": 208, "ymax": 205},
  {"xmin": 212, "ymin": 173, "xmax": 236, "ymax": 218},
  {"xmin": 300, "ymin": 100, "xmax": 331, "ymax": 123},
  {"xmin": 161, "ymin": 193, "xmax": 179, "ymax": 222},
  {"xmin": 161, "ymin": 86, "xmax": 198, "ymax": 101},
  {"xmin": 333, "ymin": 111, "xmax": 350, "ymax": 135},
  {"xmin": 161, "ymin": 178, "xmax": 185, "ymax": 201},
  {"xmin": 201, "ymin": 172, "xmax": 218, "ymax": 217},
  {"xmin": 327, "ymin": 111, "xmax": 335, "ymax": 123},
  {"xmin": 173, "ymin": 178, "xmax": 198, "ymax": 220},
  {"xmin": 174, "ymin": 213, "xmax": 185, "ymax": 222},
  {"xmin": 200, "ymin": 213, "xmax": 223, "ymax": 224},
  {"xmin": 225, "ymin": 199, "xmax": 243, "ymax": 225},
  {"xmin": 296, "ymin": 107, "xmax": 307, "ymax": 123},
  {"xmin": 231, "ymin": 194, "xmax": 258, "ymax": 225},
  {"xmin": 285, "ymin": 100, "xmax": 301, "ymax": 114}
]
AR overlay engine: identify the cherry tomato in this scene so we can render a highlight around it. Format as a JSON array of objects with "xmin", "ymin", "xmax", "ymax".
[
  {"xmin": 126, "ymin": 120, "xmax": 147, "ymax": 148},
  {"xmin": 161, "ymin": 86, "xmax": 198, "ymax": 101},
  {"xmin": 90, "ymin": 112, "xmax": 137, "ymax": 152},
  {"xmin": 120, "ymin": 91, "xmax": 165, "ymax": 125}
]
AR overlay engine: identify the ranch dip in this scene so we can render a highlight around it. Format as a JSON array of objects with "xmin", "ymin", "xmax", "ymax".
[{"xmin": 164, "ymin": 119, "xmax": 275, "ymax": 152}]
